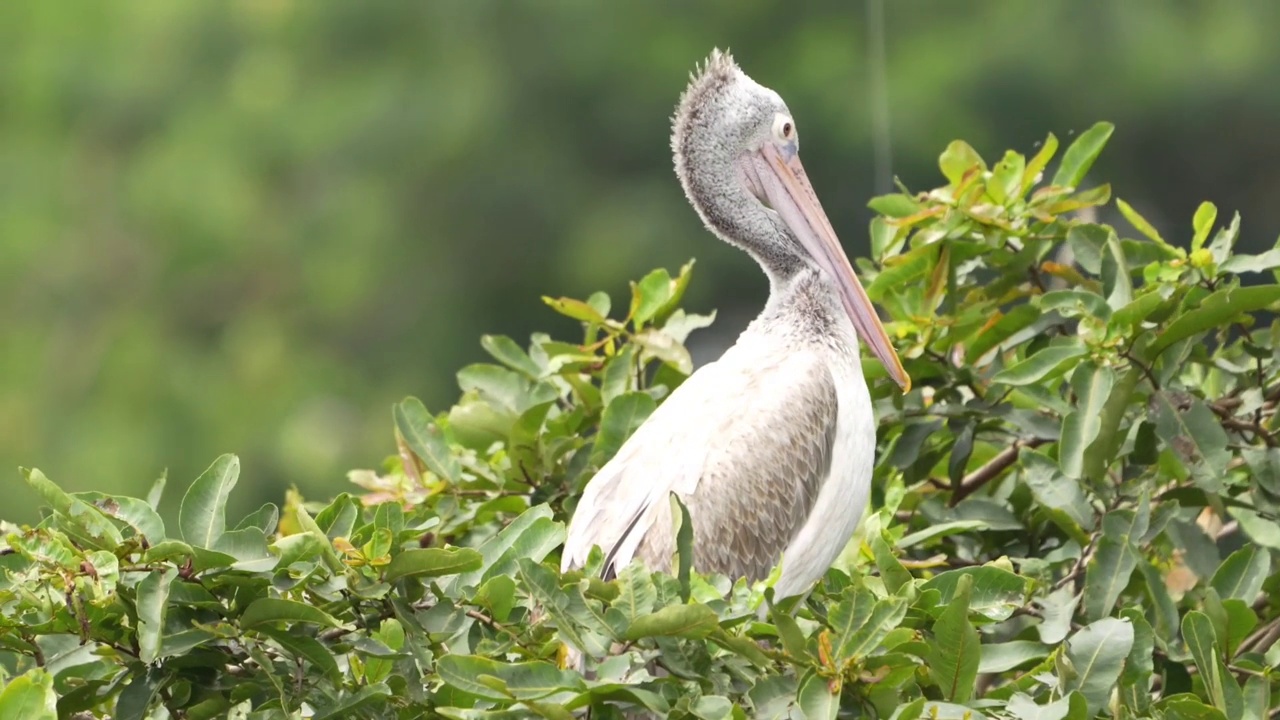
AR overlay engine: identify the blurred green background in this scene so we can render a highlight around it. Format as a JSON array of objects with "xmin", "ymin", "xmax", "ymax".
[{"xmin": 5, "ymin": 1, "xmax": 1280, "ymax": 524}]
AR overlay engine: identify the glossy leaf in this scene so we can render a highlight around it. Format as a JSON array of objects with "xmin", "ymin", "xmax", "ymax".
[
  {"xmin": 178, "ymin": 454, "xmax": 240, "ymax": 548},
  {"xmin": 1210, "ymin": 545, "xmax": 1271, "ymax": 601},
  {"xmin": 395, "ymin": 397, "xmax": 461, "ymax": 483},
  {"xmin": 383, "ymin": 547, "xmax": 483, "ymax": 582},
  {"xmin": 1059, "ymin": 362, "xmax": 1114, "ymax": 479},
  {"xmin": 624, "ymin": 604, "xmax": 718, "ymax": 640},
  {"xmin": 1064, "ymin": 617, "xmax": 1133, "ymax": 717},
  {"xmin": 240, "ymin": 598, "xmax": 341, "ymax": 629},
  {"xmin": 0, "ymin": 669, "xmax": 57, "ymax": 720},
  {"xmin": 921, "ymin": 566, "xmax": 1030, "ymax": 622},
  {"xmin": 1050, "ymin": 121, "xmax": 1114, "ymax": 188},
  {"xmin": 590, "ymin": 391, "xmax": 656, "ymax": 466},
  {"xmin": 797, "ymin": 670, "xmax": 839, "ymax": 720},
  {"xmin": 926, "ymin": 573, "xmax": 979, "ymax": 702},
  {"xmin": 136, "ymin": 568, "xmax": 177, "ymax": 664},
  {"xmin": 1144, "ymin": 284, "xmax": 1280, "ymax": 361},
  {"xmin": 992, "ymin": 340, "xmax": 1088, "ymax": 386}
]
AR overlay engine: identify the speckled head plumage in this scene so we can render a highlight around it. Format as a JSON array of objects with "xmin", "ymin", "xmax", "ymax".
[
  {"xmin": 668, "ymin": 49, "xmax": 911, "ymax": 392},
  {"xmin": 671, "ymin": 49, "xmax": 792, "ymax": 206}
]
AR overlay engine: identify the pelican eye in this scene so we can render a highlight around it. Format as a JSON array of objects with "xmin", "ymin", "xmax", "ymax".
[{"xmin": 773, "ymin": 115, "xmax": 796, "ymax": 142}]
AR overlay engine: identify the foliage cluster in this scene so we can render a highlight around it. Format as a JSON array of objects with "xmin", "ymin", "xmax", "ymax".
[
  {"xmin": 11, "ymin": 3, "xmax": 1280, "ymax": 515},
  {"xmin": 4, "ymin": 125, "xmax": 1280, "ymax": 719}
]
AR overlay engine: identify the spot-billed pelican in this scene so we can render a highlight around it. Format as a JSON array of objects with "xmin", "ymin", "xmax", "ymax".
[{"xmin": 562, "ymin": 49, "xmax": 910, "ymax": 607}]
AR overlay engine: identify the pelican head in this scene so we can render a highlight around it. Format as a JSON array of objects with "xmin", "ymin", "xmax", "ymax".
[{"xmin": 672, "ymin": 49, "xmax": 909, "ymax": 391}]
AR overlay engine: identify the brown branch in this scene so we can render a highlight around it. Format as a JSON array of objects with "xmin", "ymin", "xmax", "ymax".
[
  {"xmin": 949, "ymin": 438, "xmax": 1047, "ymax": 506},
  {"xmin": 1239, "ymin": 616, "xmax": 1280, "ymax": 656},
  {"xmin": 1208, "ymin": 401, "xmax": 1278, "ymax": 446}
]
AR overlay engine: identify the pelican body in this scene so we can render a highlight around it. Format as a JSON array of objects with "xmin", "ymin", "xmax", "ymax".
[{"xmin": 561, "ymin": 50, "xmax": 909, "ymax": 601}]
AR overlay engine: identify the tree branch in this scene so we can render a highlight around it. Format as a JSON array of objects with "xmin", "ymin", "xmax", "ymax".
[{"xmin": 949, "ymin": 438, "xmax": 1046, "ymax": 506}]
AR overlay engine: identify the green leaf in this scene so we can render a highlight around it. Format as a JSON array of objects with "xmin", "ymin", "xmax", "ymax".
[
  {"xmin": 0, "ymin": 669, "xmax": 57, "ymax": 720},
  {"xmin": 311, "ymin": 686, "xmax": 392, "ymax": 720},
  {"xmin": 1143, "ymin": 284, "xmax": 1280, "ymax": 362},
  {"xmin": 1035, "ymin": 587, "xmax": 1080, "ymax": 645},
  {"xmin": 437, "ymin": 656, "xmax": 586, "ymax": 701},
  {"xmin": 1210, "ymin": 545, "xmax": 1271, "ymax": 601},
  {"xmin": 1192, "ymin": 201, "xmax": 1218, "ymax": 251},
  {"xmin": 466, "ymin": 509, "xmax": 564, "ymax": 590},
  {"xmin": 395, "ymin": 397, "xmax": 461, "ymax": 483},
  {"xmin": 1050, "ymin": 122, "xmax": 1114, "ymax": 189},
  {"xmin": 1022, "ymin": 132, "xmax": 1059, "ymax": 194},
  {"xmin": 136, "ymin": 567, "xmax": 177, "ymax": 664},
  {"xmin": 796, "ymin": 670, "xmax": 839, "ymax": 720},
  {"xmin": 1007, "ymin": 692, "xmax": 1077, "ymax": 720},
  {"xmin": 257, "ymin": 626, "xmax": 342, "ymax": 683},
  {"xmin": 939, "ymin": 140, "xmax": 986, "ymax": 187},
  {"xmin": 1083, "ymin": 508, "xmax": 1144, "ymax": 621},
  {"xmin": 600, "ymin": 344, "xmax": 636, "ymax": 405},
  {"xmin": 178, "ymin": 454, "xmax": 240, "ymax": 549},
  {"xmin": 476, "ymin": 574, "xmax": 518, "ymax": 623},
  {"xmin": 613, "ymin": 562, "xmax": 657, "ymax": 624},
  {"xmin": 871, "ymin": 532, "xmax": 913, "ymax": 593},
  {"xmin": 240, "ymin": 598, "xmax": 341, "ymax": 629},
  {"xmin": 965, "ymin": 305, "xmax": 1040, "ymax": 363},
  {"xmin": 1156, "ymin": 696, "xmax": 1228, "ymax": 720},
  {"xmin": 921, "ymin": 566, "xmax": 1030, "ymax": 622},
  {"xmin": 1066, "ymin": 223, "xmax": 1109, "ymax": 274},
  {"xmin": 988, "ymin": 150, "xmax": 1026, "ymax": 204},
  {"xmin": 770, "ymin": 604, "xmax": 810, "ymax": 661},
  {"xmin": 992, "ymin": 339, "xmax": 1088, "ymax": 386},
  {"xmin": 234, "ymin": 502, "xmax": 279, "ymax": 534},
  {"xmin": 1220, "ymin": 248, "xmax": 1280, "ymax": 274},
  {"xmin": 481, "ymin": 334, "xmax": 543, "ymax": 378},
  {"xmin": 867, "ymin": 242, "xmax": 938, "ymax": 301},
  {"xmin": 1242, "ymin": 675, "xmax": 1270, "ymax": 720},
  {"xmin": 1021, "ymin": 450, "xmax": 1094, "ymax": 540},
  {"xmin": 671, "ymin": 493, "xmax": 694, "ymax": 602},
  {"xmin": 384, "ymin": 547, "xmax": 483, "ymax": 583},
  {"xmin": 517, "ymin": 559, "xmax": 611, "ymax": 657},
  {"xmin": 1182, "ymin": 611, "xmax": 1241, "ymax": 716},
  {"xmin": 1116, "ymin": 198, "xmax": 1166, "ymax": 245},
  {"xmin": 1136, "ymin": 560, "xmax": 1180, "ymax": 643},
  {"xmin": 1110, "ymin": 290, "xmax": 1167, "ymax": 331},
  {"xmin": 74, "ymin": 491, "xmax": 166, "ymax": 541},
  {"xmin": 708, "ymin": 627, "xmax": 771, "ymax": 668},
  {"xmin": 631, "ymin": 267, "xmax": 675, "ymax": 326},
  {"xmin": 114, "ymin": 667, "xmax": 164, "ymax": 720},
  {"xmin": 21, "ymin": 468, "xmax": 124, "ymax": 548},
  {"xmin": 590, "ymin": 392, "xmax": 656, "ymax": 466},
  {"xmin": 1040, "ymin": 289, "xmax": 1112, "ymax": 322},
  {"xmin": 624, "ymin": 603, "xmax": 718, "ymax": 640},
  {"xmin": 542, "ymin": 296, "xmax": 607, "ymax": 324},
  {"xmin": 897, "ymin": 520, "xmax": 987, "ymax": 549},
  {"xmin": 1219, "ymin": 598, "xmax": 1257, "ymax": 659},
  {"xmin": 1231, "ymin": 508, "xmax": 1280, "ymax": 549},
  {"xmin": 1064, "ymin": 617, "xmax": 1134, "ymax": 717},
  {"xmin": 978, "ymin": 641, "xmax": 1052, "ymax": 674},
  {"xmin": 1059, "ymin": 362, "xmax": 1115, "ymax": 479},
  {"xmin": 867, "ymin": 193, "xmax": 922, "ymax": 218},
  {"xmin": 1152, "ymin": 394, "xmax": 1230, "ymax": 490},
  {"xmin": 1118, "ymin": 608, "xmax": 1155, "ymax": 714},
  {"xmin": 829, "ymin": 587, "xmax": 908, "ymax": 665},
  {"xmin": 926, "ymin": 573, "xmax": 979, "ymax": 702},
  {"xmin": 145, "ymin": 470, "xmax": 167, "ymax": 509},
  {"xmin": 457, "ymin": 363, "xmax": 547, "ymax": 415},
  {"xmin": 660, "ymin": 308, "xmax": 716, "ymax": 345}
]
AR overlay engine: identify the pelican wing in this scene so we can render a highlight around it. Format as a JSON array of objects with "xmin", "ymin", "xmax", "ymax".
[{"xmin": 561, "ymin": 346, "xmax": 838, "ymax": 585}]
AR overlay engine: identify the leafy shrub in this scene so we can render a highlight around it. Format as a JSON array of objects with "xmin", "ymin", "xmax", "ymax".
[{"xmin": 3, "ymin": 124, "xmax": 1280, "ymax": 719}]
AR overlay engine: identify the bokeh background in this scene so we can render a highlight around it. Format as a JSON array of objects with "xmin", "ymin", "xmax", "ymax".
[{"xmin": 6, "ymin": 1, "xmax": 1280, "ymax": 524}]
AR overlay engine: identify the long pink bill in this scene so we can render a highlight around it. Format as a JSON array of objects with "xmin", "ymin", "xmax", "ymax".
[{"xmin": 755, "ymin": 142, "xmax": 910, "ymax": 392}]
